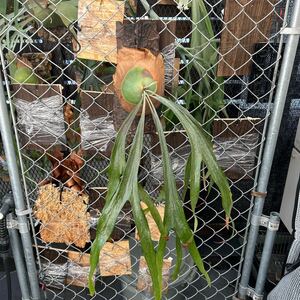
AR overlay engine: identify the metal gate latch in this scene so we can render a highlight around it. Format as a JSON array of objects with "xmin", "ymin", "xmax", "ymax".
[
  {"xmin": 234, "ymin": 287, "xmax": 263, "ymax": 300},
  {"xmin": 247, "ymin": 287, "xmax": 264, "ymax": 300},
  {"xmin": 6, "ymin": 215, "xmax": 18, "ymax": 229},
  {"xmin": 251, "ymin": 214, "xmax": 280, "ymax": 231}
]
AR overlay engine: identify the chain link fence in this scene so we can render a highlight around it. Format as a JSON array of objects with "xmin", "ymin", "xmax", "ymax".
[{"xmin": 0, "ymin": 0, "xmax": 291, "ymax": 299}]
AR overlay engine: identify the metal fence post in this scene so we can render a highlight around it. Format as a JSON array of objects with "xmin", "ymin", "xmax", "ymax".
[
  {"xmin": 7, "ymin": 213, "xmax": 31, "ymax": 300},
  {"xmin": 254, "ymin": 212, "xmax": 280, "ymax": 298},
  {"xmin": 0, "ymin": 71, "xmax": 41, "ymax": 299},
  {"xmin": 238, "ymin": 0, "xmax": 300, "ymax": 298}
]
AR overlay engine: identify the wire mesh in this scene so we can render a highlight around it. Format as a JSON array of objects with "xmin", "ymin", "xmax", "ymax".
[{"xmin": 0, "ymin": 0, "xmax": 290, "ymax": 299}]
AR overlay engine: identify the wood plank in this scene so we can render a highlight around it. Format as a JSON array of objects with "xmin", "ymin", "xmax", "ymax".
[
  {"xmin": 212, "ymin": 118, "xmax": 263, "ymax": 180},
  {"xmin": 217, "ymin": 0, "xmax": 276, "ymax": 76},
  {"xmin": 99, "ymin": 240, "xmax": 132, "ymax": 276},
  {"xmin": 67, "ymin": 251, "xmax": 90, "ymax": 287},
  {"xmin": 11, "ymin": 84, "xmax": 66, "ymax": 151},
  {"xmin": 116, "ymin": 20, "xmax": 160, "ymax": 54},
  {"xmin": 212, "ymin": 117, "xmax": 262, "ymax": 137},
  {"xmin": 66, "ymin": 240, "xmax": 131, "ymax": 286},
  {"xmin": 77, "ymin": 0, "xmax": 125, "ymax": 63},
  {"xmin": 117, "ymin": 20, "xmax": 176, "ymax": 54},
  {"xmin": 173, "ymin": 57, "xmax": 180, "ymax": 90},
  {"xmin": 157, "ymin": 20, "xmax": 177, "ymax": 50},
  {"xmin": 37, "ymin": 241, "xmax": 131, "ymax": 279},
  {"xmin": 11, "ymin": 83, "xmax": 62, "ymax": 101}
]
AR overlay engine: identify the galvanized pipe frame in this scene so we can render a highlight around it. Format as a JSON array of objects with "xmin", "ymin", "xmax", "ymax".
[
  {"xmin": 0, "ymin": 1, "xmax": 295, "ymax": 300},
  {"xmin": 254, "ymin": 212, "xmax": 280, "ymax": 298},
  {"xmin": 0, "ymin": 71, "xmax": 41, "ymax": 299},
  {"xmin": 234, "ymin": 0, "xmax": 291, "ymax": 293},
  {"xmin": 238, "ymin": 0, "xmax": 300, "ymax": 298},
  {"xmin": 7, "ymin": 212, "xmax": 31, "ymax": 300}
]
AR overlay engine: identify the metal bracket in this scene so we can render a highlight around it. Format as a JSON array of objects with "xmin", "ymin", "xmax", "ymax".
[
  {"xmin": 251, "ymin": 214, "xmax": 280, "ymax": 231},
  {"xmin": 251, "ymin": 214, "xmax": 269, "ymax": 227},
  {"xmin": 6, "ymin": 213, "xmax": 30, "ymax": 232},
  {"xmin": 15, "ymin": 208, "xmax": 32, "ymax": 216},
  {"xmin": 18, "ymin": 221, "xmax": 29, "ymax": 234},
  {"xmin": 268, "ymin": 219, "xmax": 280, "ymax": 231},
  {"xmin": 237, "ymin": 286, "xmax": 263, "ymax": 300},
  {"xmin": 6, "ymin": 217, "xmax": 18, "ymax": 229},
  {"xmin": 281, "ymin": 27, "xmax": 300, "ymax": 35},
  {"xmin": 247, "ymin": 288, "xmax": 263, "ymax": 300}
]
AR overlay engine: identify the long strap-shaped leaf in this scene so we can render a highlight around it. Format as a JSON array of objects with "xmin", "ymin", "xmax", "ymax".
[
  {"xmin": 190, "ymin": 147, "xmax": 202, "ymax": 214},
  {"xmin": 148, "ymin": 97, "xmax": 210, "ymax": 285},
  {"xmin": 89, "ymin": 103, "xmax": 145, "ymax": 295},
  {"xmin": 138, "ymin": 188, "xmax": 168, "ymax": 294},
  {"xmin": 147, "ymin": 98, "xmax": 173, "ymax": 297},
  {"xmin": 131, "ymin": 184, "xmax": 162, "ymax": 300},
  {"xmin": 191, "ymin": 0, "xmax": 216, "ymax": 64},
  {"xmin": 172, "ymin": 233, "xmax": 183, "ymax": 280},
  {"xmin": 106, "ymin": 103, "xmax": 141, "ymax": 202},
  {"xmin": 151, "ymin": 93, "xmax": 232, "ymax": 220},
  {"xmin": 138, "ymin": 186, "xmax": 166, "ymax": 235}
]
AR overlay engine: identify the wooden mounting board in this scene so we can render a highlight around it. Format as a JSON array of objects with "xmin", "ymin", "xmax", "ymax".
[
  {"xmin": 38, "ymin": 240, "xmax": 131, "ymax": 287},
  {"xmin": 11, "ymin": 84, "xmax": 66, "ymax": 151},
  {"xmin": 77, "ymin": 0, "xmax": 125, "ymax": 63},
  {"xmin": 217, "ymin": 0, "xmax": 277, "ymax": 76},
  {"xmin": 66, "ymin": 240, "xmax": 131, "ymax": 279}
]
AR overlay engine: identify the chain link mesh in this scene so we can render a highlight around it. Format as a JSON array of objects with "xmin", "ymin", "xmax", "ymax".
[{"xmin": 0, "ymin": 0, "xmax": 290, "ymax": 299}]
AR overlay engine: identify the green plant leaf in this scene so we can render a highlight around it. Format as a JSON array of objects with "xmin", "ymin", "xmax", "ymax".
[
  {"xmin": 131, "ymin": 184, "xmax": 162, "ymax": 300},
  {"xmin": 89, "ymin": 102, "xmax": 145, "ymax": 295},
  {"xmin": 155, "ymin": 236, "xmax": 168, "ymax": 296},
  {"xmin": 141, "ymin": 188, "xmax": 168, "ymax": 300},
  {"xmin": 155, "ymin": 93, "xmax": 225, "ymax": 285},
  {"xmin": 186, "ymin": 115, "xmax": 232, "ymax": 221},
  {"xmin": 166, "ymin": 0, "xmax": 226, "ymax": 129},
  {"xmin": 105, "ymin": 103, "xmax": 141, "ymax": 202},
  {"xmin": 13, "ymin": 0, "xmax": 18, "ymax": 16},
  {"xmin": 0, "ymin": 1, "xmax": 7, "ymax": 15},
  {"xmin": 188, "ymin": 240, "xmax": 211, "ymax": 285},
  {"xmin": 182, "ymin": 154, "xmax": 191, "ymax": 201},
  {"xmin": 183, "ymin": 152, "xmax": 201, "ymax": 230},
  {"xmin": 149, "ymin": 98, "xmax": 178, "ymax": 296},
  {"xmin": 148, "ymin": 97, "xmax": 177, "ymax": 232},
  {"xmin": 152, "ymin": 93, "xmax": 232, "ymax": 220},
  {"xmin": 28, "ymin": 0, "xmax": 54, "ymax": 25},
  {"xmin": 148, "ymin": 97, "xmax": 210, "ymax": 284},
  {"xmin": 172, "ymin": 233, "xmax": 183, "ymax": 280},
  {"xmin": 191, "ymin": 0, "xmax": 216, "ymax": 59},
  {"xmin": 50, "ymin": 0, "xmax": 78, "ymax": 28},
  {"xmin": 139, "ymin": 186, "xmax": 165, "ymax": 236},
  {"xmin": 190, "ymin": 149, "xmax": 202, "ymax": 214}
]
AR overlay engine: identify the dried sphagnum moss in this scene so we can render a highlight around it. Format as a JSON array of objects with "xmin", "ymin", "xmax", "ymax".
[{"xmin": 34, "ymin": 184, "xmax": 90, "ymax": 248}]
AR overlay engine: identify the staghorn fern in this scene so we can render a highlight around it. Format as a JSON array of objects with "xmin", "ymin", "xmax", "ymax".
[
  {"xmin": 89, "ymin": 48, "xmax": 232, "ymax": 300},
  {"xmin": 164, "ymin": 0, "xmax": 226, "ymax": 132}
]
